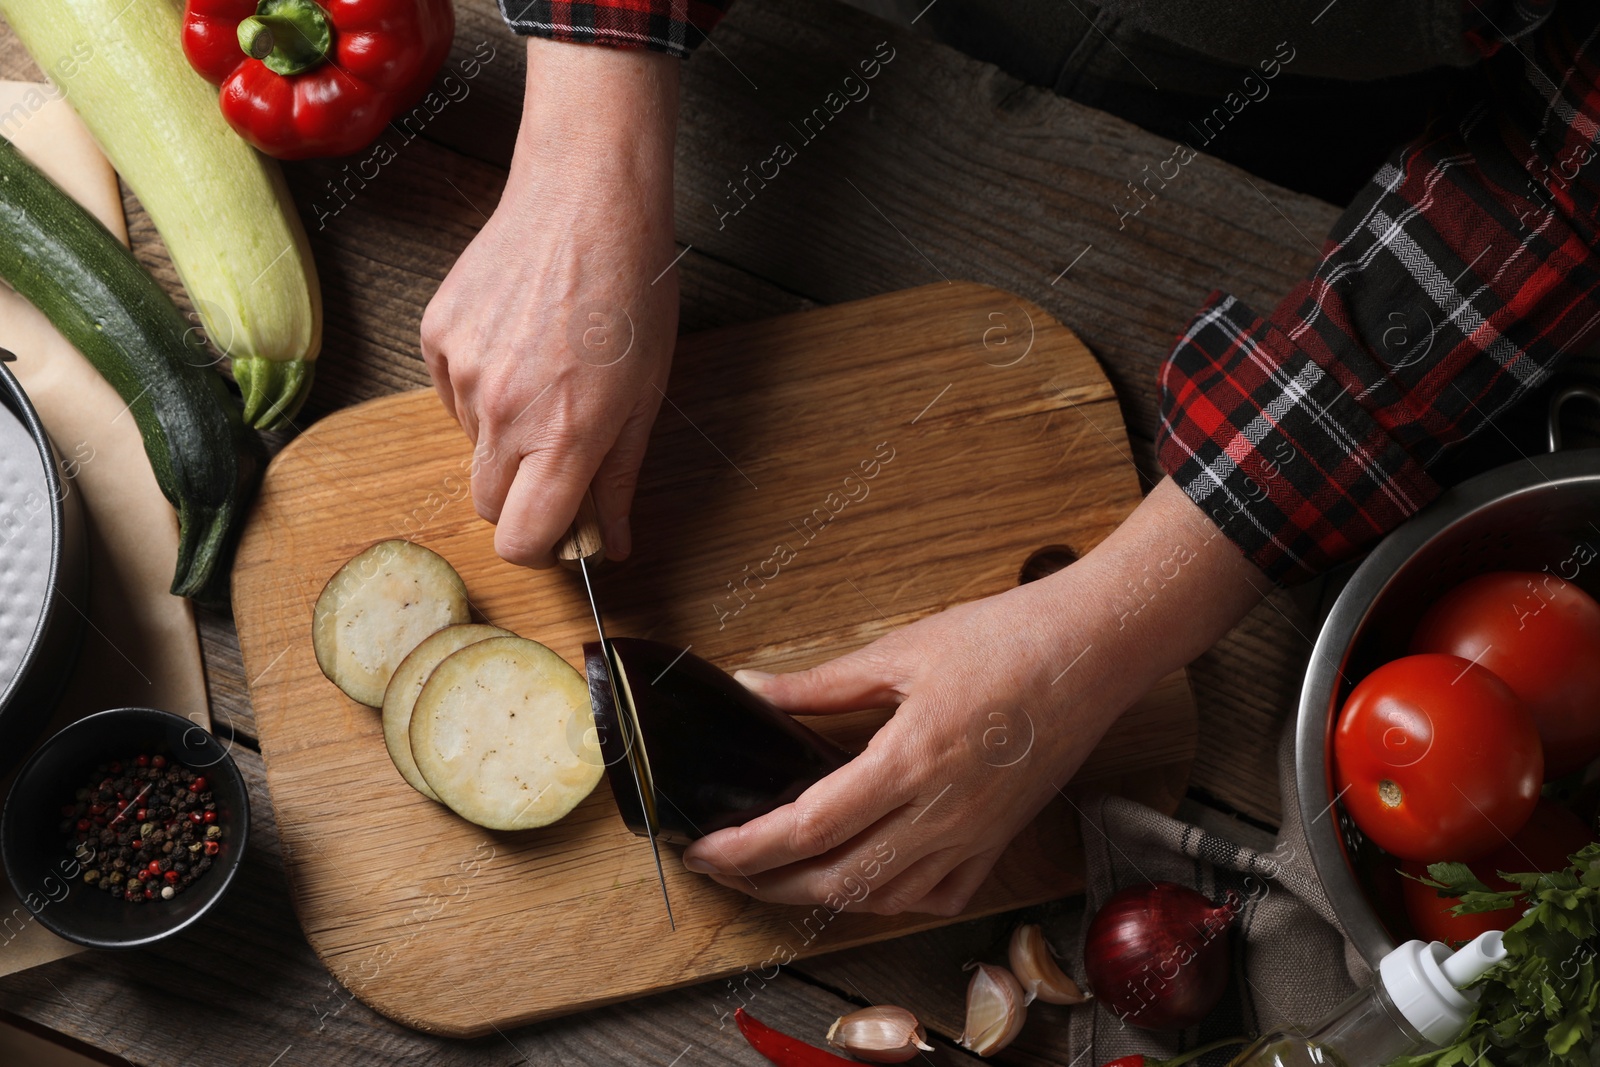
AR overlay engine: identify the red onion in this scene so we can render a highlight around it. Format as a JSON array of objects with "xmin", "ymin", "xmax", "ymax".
[{"xmin": 1082, "ymin": 881, "xmax": 1242, "ymax": 1031}]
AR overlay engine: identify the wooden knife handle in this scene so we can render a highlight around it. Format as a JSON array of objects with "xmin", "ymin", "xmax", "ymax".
[{"xmin": 556, "ymin": 490, "xmax": 605, "ymax": 563}]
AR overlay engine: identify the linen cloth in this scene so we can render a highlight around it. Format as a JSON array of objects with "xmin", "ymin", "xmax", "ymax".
[{"xmin": 0, "ymin": 85, "xmax": 211, "ymax": 978}]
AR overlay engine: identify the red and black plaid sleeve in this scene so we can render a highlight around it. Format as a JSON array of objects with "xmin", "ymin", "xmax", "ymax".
[
  {"xmin": 1158, "ymin": 0, "xmax": 1600, "ymax": 585},
  {"xmin": 495, "ymin": 0, "xmax": 732, "ymax": 58}
]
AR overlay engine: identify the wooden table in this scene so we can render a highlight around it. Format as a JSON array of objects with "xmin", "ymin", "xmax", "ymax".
[{"xmin": 0, "ymin": 0, "xmax": 1338, "ymax": 1062}]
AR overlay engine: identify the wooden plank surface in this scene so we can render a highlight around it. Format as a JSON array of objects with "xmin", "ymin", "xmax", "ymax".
[
  {"xmin": 1, "ymin": 745, "xmax": 997, "ymax": 1067},
  {"xmin": 231, "ymin": 283, "xmax": 1198, "ymax": 1035},
  {"xmin": 267, "ymin": 0, "xmax": 1330, "ymax": 826},
  {"xmin": 0, "ymin": 0, "xmax": 1338, "ymax": 1059},
  {"xmin": 4, "ymin": 0, "xmax": 1328, "ymax": 826}
]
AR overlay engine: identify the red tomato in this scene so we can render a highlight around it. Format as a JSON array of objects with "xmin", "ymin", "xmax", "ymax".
[
  {"xmin": 1401, "ymin": 800, "xmax": 1594, "ymax": 945},
  {"xmin": 1334, "ymin": 653, "xmax": 1542, "ymax": 861},
  {"xmin": 1412, "ymin": 571, "xmax": 1600, "ymax": 779}
]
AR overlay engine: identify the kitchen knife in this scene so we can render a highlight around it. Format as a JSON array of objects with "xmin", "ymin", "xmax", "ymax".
[{"xmin": 557, "ymin": 492, "xmax": 675, "ymax": 929}]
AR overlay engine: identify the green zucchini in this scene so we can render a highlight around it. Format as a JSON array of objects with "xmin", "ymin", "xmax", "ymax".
[
  {"xmin": 0, "ymin": 135, "xmax": 262, "ymax": 603},
  {"xmin": 0, "ymin": 0, "xmax": 322, "ymax": 431}
]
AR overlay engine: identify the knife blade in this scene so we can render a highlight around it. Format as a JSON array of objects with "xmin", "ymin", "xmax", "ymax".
[{"xmin": 558, "ymin": 492, "xmax": 675, "ymax": 929}]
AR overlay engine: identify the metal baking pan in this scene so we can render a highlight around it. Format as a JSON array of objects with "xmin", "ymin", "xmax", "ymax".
[{"xmin": 0, "ymin": 354, "xmax": 86, "ymax": 778}]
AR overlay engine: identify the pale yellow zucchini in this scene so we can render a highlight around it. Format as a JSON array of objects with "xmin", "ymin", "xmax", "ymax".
[{"xmin": 0, "ymin": 0, "xmax": 322, "ymax": 429}]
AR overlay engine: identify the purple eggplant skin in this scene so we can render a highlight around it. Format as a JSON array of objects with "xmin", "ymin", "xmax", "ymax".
[{"xmin": 584, "ymin": 638, "xmax": 852, "ymax": 844}]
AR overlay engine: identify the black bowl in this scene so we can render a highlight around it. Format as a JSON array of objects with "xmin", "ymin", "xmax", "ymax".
[{"xmin": 1, "ymin": 707, "xmax": 249, "ymax": 949}]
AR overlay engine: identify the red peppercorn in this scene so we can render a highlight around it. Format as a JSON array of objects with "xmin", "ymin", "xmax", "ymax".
[
  {"xmin": 189, "ymin": 811, "xmax": 204, "ymax": 824},
  {"xmin": 131, "ymin": 839, "xmax": 143, "ymax": 849},
  {"xmin": 191, "ymin": 776, "xmax": 208, "ymax": 793},
  {"xmin": 164, "ymin": 870, "xmax": 179, "ymax": 884},
  {"xmin": 89, "ymin": 803, "xmax": 106, "ymax": 815},
  {"xmin": 135, "ymin": 809, "xmax": 148, "ymax": 822},
  {"xmin": 203, "ymin": 811, "xmax": 217, "ymax": 824},
  {"xmin": 152, "ymin": 755, "xmax": 167, "ymax": 769},
  {"xmin": 75, "ymin": 818, "xmax": 90, "ymax": 832},
  {"xmin": 204, "ymin": 841, "xmax": 220, "ymax": 856},
  {"xmin": 135, "ymin": 755, "xmax": 149, "ymax": 768},
  {"xmin": 144, "ymin": 888, "xmax": 154, "ymax": 900}
]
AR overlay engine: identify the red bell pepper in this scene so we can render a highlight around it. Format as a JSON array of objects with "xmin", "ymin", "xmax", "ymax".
[{"xmin": 182, "ymin": 0, "xmax": 454, "ymax": 160}]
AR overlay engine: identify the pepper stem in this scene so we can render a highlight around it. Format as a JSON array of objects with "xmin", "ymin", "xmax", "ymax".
[
  {"xmin": 237, "ymin": 0, "xmax": 333, "ymax": 77},
  {"xmin": 1154, "ymin": 1036, "xmax": 1250, "ymax": 1067}
]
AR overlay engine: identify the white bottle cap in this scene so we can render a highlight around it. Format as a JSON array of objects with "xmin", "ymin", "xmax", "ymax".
[{"xmin": 1378, "ymin": 932, "xmax": 1507, "ymax": 1045}]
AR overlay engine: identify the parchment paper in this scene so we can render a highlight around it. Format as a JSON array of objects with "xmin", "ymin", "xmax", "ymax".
[{"xmin": 0, "ymin": 83, "xmax": 211, "ymax": 975}]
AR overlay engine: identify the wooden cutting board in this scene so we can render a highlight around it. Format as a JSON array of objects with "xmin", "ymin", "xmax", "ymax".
[{"xmin": 232, "ymin": 282, "xmax": 1197, "ymax": 1037}]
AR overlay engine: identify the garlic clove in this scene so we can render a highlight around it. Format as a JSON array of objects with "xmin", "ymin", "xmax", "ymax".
[
  {"xmin": 958, "ymin": 962, "xmax": 1026, "ymax": 1057},
  {"xmin": 1008, "ymin": 923, "xmax": 1092, "ymax": 1006},
  {"xmin": 826, "ymin": 1005, "xmax": 934, "ymax": 1064}
]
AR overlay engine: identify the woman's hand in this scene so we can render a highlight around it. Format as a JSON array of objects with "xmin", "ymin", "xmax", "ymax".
[
  {"xmin": 420, "ymin": 39, "xmax": 680, "ymax": 566},
  {"xmin": 680, "ymin": 478, "xmax": 1270, "ymax": 915},
  {"xmin": 687, "ymin": 578, "xmax": 1130, "ymax": 916}
]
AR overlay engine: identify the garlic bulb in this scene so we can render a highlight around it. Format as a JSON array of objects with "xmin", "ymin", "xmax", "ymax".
[
  {"xmin": 825, "ymin": 1006, "xmax": 934, "ymax": 1063},
  {"xmin": 958, "ymin": 963, "xmax": 1026, "ymax": 1056},
  {"xmin": 1008, "ymin": 924, "xmax": 1091, "ymax": 1006}
]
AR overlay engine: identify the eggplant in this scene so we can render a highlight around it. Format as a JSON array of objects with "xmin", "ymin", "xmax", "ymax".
[{"xmin": 585, "ymin": 639, "xmax": 852, "ymax": 844}]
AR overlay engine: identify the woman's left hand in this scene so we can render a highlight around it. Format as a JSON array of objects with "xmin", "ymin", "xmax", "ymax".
[
  {"xmin": 682, "ymin": 575, "xmax": 1124, "ymax": 915},
  {"xmin": 678, "ymin": 477, "xmax": 1268, "ymax": 915}
]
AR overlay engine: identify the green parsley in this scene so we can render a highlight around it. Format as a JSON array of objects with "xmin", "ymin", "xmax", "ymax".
[{"xmin": 1391, "ymin": 843, "xmax": 1600, "ymax": 1066}]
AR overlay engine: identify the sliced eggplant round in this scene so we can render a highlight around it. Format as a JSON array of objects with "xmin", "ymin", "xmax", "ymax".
[
  {"xmin": 410, "ymin": 636, "xmax": 602, "ymax": 831},
  {"xmin": 382, "ymin": 623, "xmax": 512, "ymax": 802},
  {"xmin": 312, "ymin": 540, "xmax": 470, "ymax": 707}
]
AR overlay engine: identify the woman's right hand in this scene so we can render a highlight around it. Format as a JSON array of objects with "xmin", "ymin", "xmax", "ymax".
[{"xmin": 420, "ymin": 38, "xmax": 682, "ymax": 567}]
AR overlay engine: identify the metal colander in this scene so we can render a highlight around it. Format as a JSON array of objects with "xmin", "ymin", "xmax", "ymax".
[{"xmin": 1296, "ymin": 384, "xmax": 1600, "ymax": 966}]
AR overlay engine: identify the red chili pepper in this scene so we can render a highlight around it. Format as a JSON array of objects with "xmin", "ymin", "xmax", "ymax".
[
  {"xmin": 181, "ymin": 0, "xmax": 454, "ymax": 159},
  {"xmin": 734, "ymin": 1009, "xmax": 859, "ymax": 1067}
]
